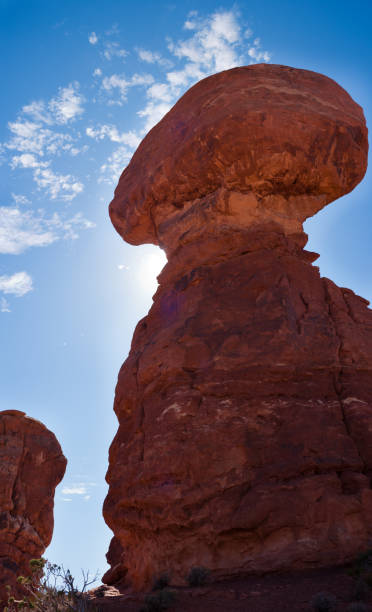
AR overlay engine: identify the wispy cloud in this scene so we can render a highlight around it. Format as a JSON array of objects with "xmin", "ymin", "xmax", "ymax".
[
  {"xmin": 101, "ymin": 72, "xmax": 154, "ymax": 103},
  {"xmin": 18, "ymin": 84, "xmax": 84, "ymax": 126},
  {"xmin": 61, "ymin": 481, "xmax": 95, "ymax": 501},
  {"xmin": 136, "ymin": 47, "xmax": 173, "ymax": 69},
  {"xmin": 1, "ymin": 297, "xmax": 11, "ymax": 312},
  {"xmin": 0, "ymin": 206, "xmax": 95, "ymax": 255},
  {"xmin": 11, "ymin": 193, "xmax": 30, "ymax": 205},
  {"xmin": 33, "ymin": 167, "xmax": 84, "ymax": 201},
  {"xmin": 99, "ymin": 145, "xmax": 133, "ymax": 182},
  {"xmin": 86, "ymin": 124, "xmax": 140, "ymax": 147},
  {"xmin": 247, "ymin": 37, "xmax": 271, "ymax": 62},
  {"xmin": 103, "ymin": 41, "xmax": 128, "ymax": 61},
  {"xmin": 49, "ymin": 83, "xmax": 85, "ymax": 124},
  {"xmin": 134, "ymin": 9, "xmax": 271, "ymax": 132},
  {"xmin": 89, "ymin": 32, "xmax": 98, "ymax": 45},
  {"xmin": 0, "ymin": 271, "xmax": 33, "ymax": 297},
  {"xmin": 62, "ymin": 485, "xmax": 87, "ymax": 495},
  {"xmin": 0, "ymin": 207, "xmax": 55, "ymax": 254},
  {"xmin": 1, "ymin": 7, "xmax": 271, "ymax": 310},
  {"xmin": 4, "ymin": 83, "xmax": 86, "ymax": 201}
]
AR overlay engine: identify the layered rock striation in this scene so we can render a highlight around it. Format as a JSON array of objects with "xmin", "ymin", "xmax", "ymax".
[
  {"xmin": 0, "ymin": 410, "xmax": 66, "ymax": 602},
  {"xmin": 103, "ymin": 64, "xmax": 371, "ymax": 589}
]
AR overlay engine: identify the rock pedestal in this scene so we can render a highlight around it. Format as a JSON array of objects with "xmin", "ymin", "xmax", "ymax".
[
  {"xmin": 103, "ymin": 64, "xmax": 371, "ymax": 589},
  {"xmin": 0, "ymin": 410, "xmax": 66, "ymax": 602}
]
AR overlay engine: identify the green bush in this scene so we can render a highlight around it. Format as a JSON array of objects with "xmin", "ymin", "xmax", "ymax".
[
  {"xmin": 5, "ymin": 558, "xmax": 99, "ymax": 612},
  {"xmin": 186, "ymin": 566, "xmax": 210, "ymax": 587},
  {"xmin": 347, "ymin": 603, "xmax": 368, "ymax": 612},
  {"xmin": 349, "ymin": 549, "xmax": 372, "ymax": 579},
  {"xmin": 352, "ymin": 578, "xmax": 369, "ymax": 601},
  {"xmin": 152, "ymin": 574, "xmax": 170, "ymax": 591},
  {"xmin": 310, "ymin": 592, "xmax": 337, "ymax": 612},
  {"xmin": 140, "ymin": 589, "xmax": 176, "ymax": 612}
]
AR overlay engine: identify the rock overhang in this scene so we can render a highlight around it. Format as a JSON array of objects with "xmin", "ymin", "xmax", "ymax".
[{"xmin": 109, "ymin": 63, "xmax": 368, "ymax": 253}]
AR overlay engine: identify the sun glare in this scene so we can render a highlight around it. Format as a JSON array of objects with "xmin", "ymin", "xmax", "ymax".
[{"xmin": 137, "ymin": 248, "xmax": 167, "ymax": 293}]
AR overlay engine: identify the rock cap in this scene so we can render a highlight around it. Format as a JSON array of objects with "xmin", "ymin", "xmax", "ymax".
[{"xmin": 109, "ymin": 64, "xmax": 368, "ymax": 254}]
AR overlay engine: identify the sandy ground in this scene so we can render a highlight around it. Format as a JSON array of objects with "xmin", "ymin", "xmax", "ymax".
[{"xmin": 86, "ymin": 564, "xmax": 372, "ymax": 611}]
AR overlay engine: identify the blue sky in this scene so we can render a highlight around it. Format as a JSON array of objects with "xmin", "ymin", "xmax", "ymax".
[{"xmin": 1, "ymin": 0, "xmax": 371, "ymax": 585}]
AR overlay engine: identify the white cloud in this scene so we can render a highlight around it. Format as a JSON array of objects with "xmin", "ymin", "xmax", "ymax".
[
  {"xmin": 49, "ymin": 83, "xmax": 85, "ymax": 124},
  {"xmin": 103, "ymin": 41, "xmax": 128, "ymax": 61},
  {"xmin": 9, "ymin": 149, "xmax": 83, "ymax": 201},
  {"xmin": 183, "ymin": 10, "xmax": 198, "ymax": 30},
  {"xmin": 48, "ymin": 211, "xmax": 96, "ymax": 239},
  {"xmin": 0, "ymin": 206, "xmax": 95, "ymax": 255},
  {"xmin": 7, "ymin": 120, "xmax": 75, "ymax": 160},
  {"xmin": 130, "ymin": 73, "xmax": 155, "ymax": 87},
  {"xmin": 101, "ymin": 74, "xmax": 129, "ymax": 99},
  {"xmin": 138, "ymin": 101, "xmax": 173, "ymax": 132},
  {"xmin": 11, "ymin": 193, "xmax": 30, "ymax": 205},
  {"xmin": 33, "ymin": 167, "xmax": 84, "ymax": 201},
  {"xmin": 168, "ymin": 10, "xmax": 242, "ymax": 73},
  {"xmin": 136, "ymin": 48, "xmax": 173, "ymax": 68},
  {"xmin": 137, "ymin": 48, "xmax": 161, "ymax": 63},
  {"xmin": 1, "ymin": 297, "xmax": 11, "ymax": 313},
  {"xmin": 5, "ymin": 89, "xmax": 85, "ymax": 200},
  {"xmin": 7, "ymin": 120, "xmax": 48, "ymax": 155},
  {"xmin": 135, "ymin": 9, "xmax": 271, "ymax": 132},
  {"xmin": 62, "ymin": 485, "xmax": 87, "ymax": 495},
  {"xmin": 101, "ymin": 72, "xmax": 154, "ymax": 102},
  {"xmin": 0, "ymin": 207, "xmax": 56, "ymax": 254},
  {"xmin": 0, "ymin": 271, "xmax": 33, "ymax": 297},
  {"xmin": 61, "ymin": 481, "xmax": 95, "ymax": 498},
  {"xmin": 89, "ymin": 31, "xmax": 98, "ymax": 45},
  {"xmin": 11, "ymin": 153, "xmax": 48, "ymax": 169},
  {"xmin": 3, "ymin": 9, "xmax": 271, "ymax": 213},
  {"xmin": 22, "ymin": 100, "xmax": 52, "ymax": 124},
  {"xmin": 100, "ymin": 145, "xmax": 133, "ymax": 182},
  {"xmin": 86, "ymin": 124, "xmax": 140, "ymax": 147},
  {"xmin": 147, "ymin": 83, "xmax": 173, "ymax": 103},
  {"xmin": 247, "ymin": 39, "xmax": 271, "ymax": 63}
]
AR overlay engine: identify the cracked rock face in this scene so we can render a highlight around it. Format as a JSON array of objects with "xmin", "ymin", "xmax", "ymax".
[
  {"xmin": 0, "ymin": 410, "xmax": 66, "ymax": 602},
  {"xmin": 103, "ymin": 64, "xmax": 371, "ymax": 590}
]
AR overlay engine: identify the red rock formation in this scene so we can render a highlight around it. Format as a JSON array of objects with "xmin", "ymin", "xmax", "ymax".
[
  {"xmin": 0, "ymin": 410, "xmax": 66, "ymax": 602},
  {"xmin": 103, "ymin": 64, "xmax": 370, "ymax": 590}
]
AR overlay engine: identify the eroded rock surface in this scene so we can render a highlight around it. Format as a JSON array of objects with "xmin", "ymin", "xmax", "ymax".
[
  {"xmin": 103, "ymin": 64, "xmax": 370, "ymax": 589},
  {"xmin": 0, "ymin": 410, "xmax": 66, "ymax": 602}
]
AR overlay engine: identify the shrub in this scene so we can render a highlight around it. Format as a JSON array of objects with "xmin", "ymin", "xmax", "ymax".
[
  {"xmin": 310, "ymin": 592, "xmax": 337, "ymax": 612},
  {"xmin": 186, "ymin": 566, "xmax": 210, "ymax": 587},
  {"xmin": 140, "ymin": 589, "xmax": 176, "ymax": 612},
  {"xmin": 364, "ymin": 570, "xmax": 372, "ymax": 587},
  {"xmin": 152, "ymin": 574, "xmax": 170, "ymax": 591},
  {"xmin": 347, "ymin": 603, "xmax": 368, "ymax": 612},
  {"xmin": 351, "ymin": 578, "xmax": 369, "ymax": 601},
  {"xmin": 349, "ymin": 549, "xmax": 372, "ymax": 579},
  {"xmin": 5, "ymin": 558, "xmax": 99, "ymax": 612}
]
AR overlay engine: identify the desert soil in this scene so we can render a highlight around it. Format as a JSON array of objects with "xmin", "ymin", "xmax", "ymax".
[{"xmin": 87, "ymin": 564, "xmax": 372, "ymax": 611}]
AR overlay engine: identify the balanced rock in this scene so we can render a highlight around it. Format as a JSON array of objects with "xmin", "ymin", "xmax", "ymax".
[
  {"xmin": 0, "ymin": 410, "xmax": 66, "ymax": 602},
  {"xmin": 103, "ymin": 64, "xmax": 370, "ymax": 589}
]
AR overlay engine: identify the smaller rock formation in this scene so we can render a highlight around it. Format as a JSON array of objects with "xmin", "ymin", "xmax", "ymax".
[{"xmin": 0, "ymin": 410, "xmax": 66, "ymax": 603}]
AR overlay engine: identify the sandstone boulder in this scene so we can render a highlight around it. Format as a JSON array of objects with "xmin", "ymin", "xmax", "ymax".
[
  {"xmin": 103, "ymin": 64, "xmax": 371, "ymax": 589},
  {"xmin": 0, "ymin": 410, "xmax": 66, "ymax": 602}
]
